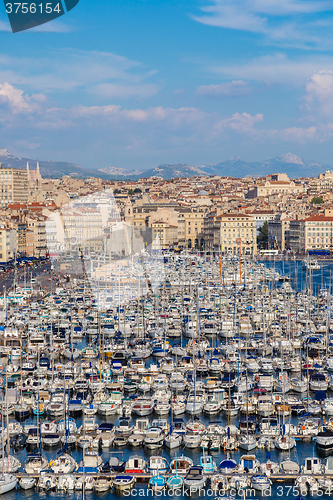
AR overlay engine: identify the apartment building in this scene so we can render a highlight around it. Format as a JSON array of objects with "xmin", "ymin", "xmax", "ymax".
[
  {"xmin": 289, "ymin": 214, "xmax": 333, "ymax": 253},
  {"xmin": 151, "ymin": 220, "xmax": 178, "ymax": 249},
  {"xmin": 248, "ymin": 210, "xmax": 275, "ymax": 229},
  {"xmin": 61, "ymin": 206, "xmax": 104, "ymax": 254},
  {"xmin": 268, "ymin": 217, "xmax": 291, "ymax": 251},
  {"xmin": 0, "ymin": 226, "xmax": 16, "ymax": 263},
  {"xmin": 246, "ymin": 179, "xmax": 303, "ymax": 199},
  {"xmin": 0, "ymin": 164, "xmax": 28, "ymax": 207},
  {"xmin": 26, "ymin": 216, "xmax": 47, "ymax": 258},
  {"xmin": 203, "ymin": 212, "xmax": 257, "ymax": 255},
  {"xmin": 177, "ymin": 207, "xmax": 207, "ymax": 248}
]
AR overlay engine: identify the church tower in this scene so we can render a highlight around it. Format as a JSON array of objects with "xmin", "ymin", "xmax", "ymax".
[
  {"xmin": 35, "ymin": 161, "xmax": 42, "ymax": 188},
  {"xmin": 124, "ymin": 197, "xmax": 133, "ymax": 224},
  {"xmin": 26, "ymin": 161, "xmax": 31, "ymax": 188}
]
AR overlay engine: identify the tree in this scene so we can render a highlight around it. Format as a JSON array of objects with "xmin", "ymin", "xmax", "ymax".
[
  {"xmin": 134, "ymin": 188, "xmax": 142, "ymax": 194},
  {"xmin": 258, "ymin": 221, "xmax": 268, "ymax": 242},
  {"xmin": 310, "ymin": 196, "xmax": 324, "ymax": 204},
  {"xmin": 127, "ymin": 189, "xmax": 134, "ymax": 195},
  {"xmin": 113, "ymin": 188, "xmax": 120, "ymax": 195}
]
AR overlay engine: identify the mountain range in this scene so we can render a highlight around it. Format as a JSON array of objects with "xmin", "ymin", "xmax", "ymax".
[{"xmin": 0, "ymin": 149, "xmax": 330, "ymax": 180}]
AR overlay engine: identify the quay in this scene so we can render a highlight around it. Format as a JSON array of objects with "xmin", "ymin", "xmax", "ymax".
[{"xmin": 11, "ymin": 472, "xmax": 333, "ymax": 484}]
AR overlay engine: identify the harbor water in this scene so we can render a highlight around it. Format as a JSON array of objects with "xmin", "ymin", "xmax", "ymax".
[{"xmin": 2, "ymin": 255, "xmax": 333, "ymax": 500}]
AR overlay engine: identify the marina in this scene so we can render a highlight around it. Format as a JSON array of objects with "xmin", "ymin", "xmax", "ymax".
[{"xmin": 0, "ymin": 253, "xmax": 333, "ymax": 498}]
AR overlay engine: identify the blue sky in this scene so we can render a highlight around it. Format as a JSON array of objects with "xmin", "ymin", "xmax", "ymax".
[{"xmin": 1, "ymin": 0, "xmax": 333, "ymax": 170}]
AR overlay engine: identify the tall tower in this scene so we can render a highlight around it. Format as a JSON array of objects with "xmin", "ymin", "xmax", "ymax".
[
  {"xmin": 124, "ymin": 197, "xmax": 133, "ymax": 224},
  {"xmin": 26, "ymin": 161, "xmax": 30, "ymax": 187},
  {"xmin": 35, "ymin": 160, "xmax": 42, "ymax": 188}
]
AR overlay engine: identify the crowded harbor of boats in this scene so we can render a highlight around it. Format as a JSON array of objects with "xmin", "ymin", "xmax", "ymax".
[{"xmin": 0, "ymin": 252, "xmax": 331, "ymax": 494}]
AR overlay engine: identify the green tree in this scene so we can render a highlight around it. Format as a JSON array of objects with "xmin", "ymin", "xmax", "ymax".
[
  {"xmin": 128, "ymin": 189, "xmax": 134, "ymax": 195},
  {"xmin": 113, "ymin": 188, "xmax": 120, "ymax": 195},
  {"xmin": 258, "ymin": 221, "xmax": 268, "ymax": 242},
  {"xmin": 134, "ymin": 188, "xmax": 142, "ymax": 194},
  {"xmin": 310, "ymin": 196, "xmax": 324, "ymax": 204}
]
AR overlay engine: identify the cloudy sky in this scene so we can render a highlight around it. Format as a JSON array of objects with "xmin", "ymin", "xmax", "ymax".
[{"xmin": 1, "ymin": 0, "xmax": 333, "ymax": 170}]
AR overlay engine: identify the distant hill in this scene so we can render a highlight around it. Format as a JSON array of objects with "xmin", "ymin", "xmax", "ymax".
[
  {"xmin": 210, "ymin": 153, "xmax": 332, "ymax": 178},
  {"xmin": 98, "ymin": 166, "xmax": 144, "ymax": 177},
  {"xmin": 0, "ymin": 149, "xmax": 331, "ymax": 180},
  {"xmin": 0, "ymin": 149, "xmax": 116, "ymax": 180},
  {"xmin": 133, "ymin": 163, "xmax": 210, "ymax": 180}
]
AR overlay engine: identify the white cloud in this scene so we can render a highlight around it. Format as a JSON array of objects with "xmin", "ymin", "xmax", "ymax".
[
  {"xmin": 0, "ymin": 50, "xmax": 159, "ymax": 95},
  {"xmin": 215, "ymin": 112, "xmax": 263, "ymax": 132},
  {"xmin": 0, "ymin": 82, "xmax": 43, "ymax": 113},
  {"xmin": 14, "ymin": 140, "xmax": 40, "ymax": 150},
  {"xmin": 192, "ymin": 0, "xmax": 333, "ymax": 48},
  {"xmin": 279, "ymin": 125, "xmax": 318, "ymax": 143},
  {"xmin": 207, "ymin": 53, "xmax": 333, "ymax": 87},
  {"xmin": 93, "ymin": 83, "xmax": 160, "ymax": 99},
  {"xmin": 196, "ymin": 80, "xmax": 250, "ymax": 97},
  {"xmin": 303, "ymin": 70, "xmax": 333, "ymax": 116},
  {"xmin": 3, "ymin": 81, "xmax": 333, "ymax": 159}
]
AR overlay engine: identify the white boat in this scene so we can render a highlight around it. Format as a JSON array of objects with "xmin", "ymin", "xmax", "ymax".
[
  {"xmin": 19, "ymin": 476, "xmax": 36, "ymax": 490},
  {"xmin": 275, "ymin": 372, "xmax": 291, "ymax": 393},
  {"xmin": 75, "ymin": 476, "xmax": 95, "ymax": 491},
  {"xmin": 148, "ymin": 456, "xmax": 169, "ymax": 474},
  {"xmin": 257, "ymin": 395, "xmax": 274, "ymax": 416},
  {"xmin": 324, "ymin": 457, "xmax": 333, "ymax": 474},
  {"xmin": 302, "ymin": 258, "xmax": 320, "ymax": 270},
  {"xmin": 210, "ymin": 474, "xmax": 228, "ymax": 492},
  {"xmin": 324, "ymin": 399, "xmax": 333, "ymax": 416},
  {"xmin": 170, "ymin": 455, "xmax": 193, "ymax": 474},
  {"xmin": 0, "ymin": 474, "xmax": 17, "ymax": 494},
  {"xmin": 49, "ymin": 454, "xmax": 77, "ymax": 473},
  {"xmin": 316, "ymin": 429, "xmax": 333, "ymax": 451},
  {"xmin": 302, "ymin": 457, "xmax": 321, "ymax": 474},
  {"xmin": 164, "ymin": 431, "xmax": 182, "ymax": 449},
  {"xmin": 275, "ymin": 435, "xmax": 296, "ymax": 450},
  {"xmin": 280, "ymin": 460, "xmax": 300, "ymax": 474},
  {"xmin": 77, "ymin": 434, "xmax": 93, "ymax": 449},
  {"xmin": 250, "ymin": 474, "xmax": 272, "ymax": 492},
  {"xmin": 94, "ymin": 478, "xmax": 111, "ymax": 493},
  {"xmin": 238, "ymin": 455, "xmax": 260, "ymax": 473},
  {"xmin": 258, "ymin": 435, "xmax": 275, "ymax": 450},
  {"xmin": 42, "ymin": 433, "xmax": 61, "ymax": 447},
  {"xmin": 125, "ymin": 457, "xmax": 146, "ymax": 474},
  {"xmin": 57, "ymin": 474, "xmax": 76, "ymax": 491},
  {"xmin": 144, "ymin": 427, "xmax": 164, "ymax": 449},
  {"xmin": 229, "ymin": 474, "xmax": 248, "ymax": 490},
  {"xmin": 113, "ymin": 475, "xmax": 136, "ymax": 492},
  {"xmin": 295, "ymin": 475, "xmax": 319, "ymax": 495},
  {"xmin": 24, "ymin": 453, "xmax": 48, "ymax": 474},
  {"xmin": 154, "ymin": 402, "xmax": 170, "ymax": 416},
  {"xmin": 184, "ymin": 466, "xmax": 207, "ymax": 491},
  {"xmin": 93, "ymin": 431, "xmax": 114, "ymax": 448},
  {"xmin": 183, "ymin": 432, "xmax": 202, "ymax": 448},
  {"xmin": 291, "ymin": 378, "xmax": 308, "ymax": 393},
  {"xmin": 98, "ymin": 402, "xmax": 118, "ymax": 416},
  {"xmin": 185, "ymin": 321, "xmax": 198, "ymax": 339},
  {"xmin": 239, "ymin": 435, "xmax": 257, "ymax": 451},
  {"xmin": 260, "ymin": 459, "xmax": 279, "ymax": 475},
  {"xmin": 38, "ymin": 472, "xmax": 57, "ymax": 491},
  {"xmin": 310, "ymin": 373, "xmax": 328, "ymax": 391},
  {"xmin": 0, "ymin": 455, "xmax": 21, "ymax": 472}
]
